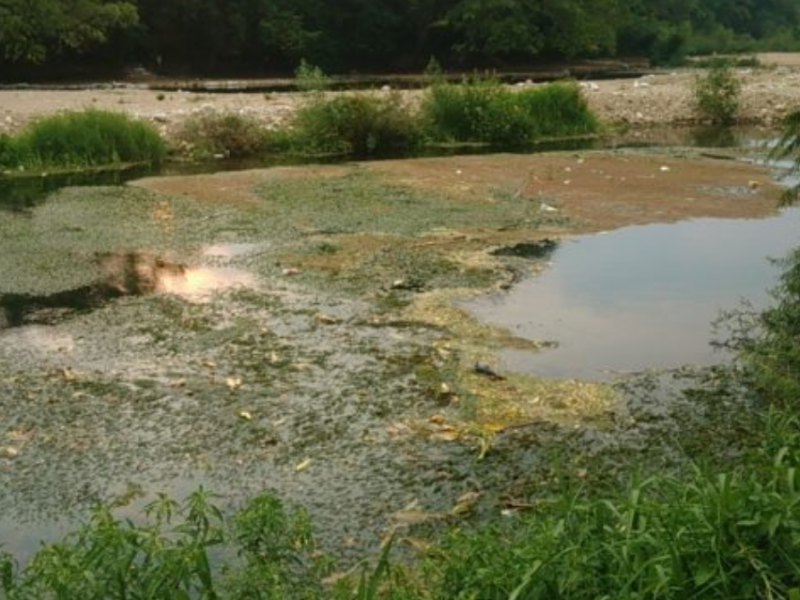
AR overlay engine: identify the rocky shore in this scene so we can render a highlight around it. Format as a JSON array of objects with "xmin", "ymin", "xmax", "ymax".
[{"xmin": 2, "ymin": 53, "xmax": 800, "ymax": 141}]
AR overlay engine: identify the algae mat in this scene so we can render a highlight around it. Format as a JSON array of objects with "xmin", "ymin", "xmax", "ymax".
[{"xmin": 0, "ymin": 150, "xmax": 781, "ymax": 561}]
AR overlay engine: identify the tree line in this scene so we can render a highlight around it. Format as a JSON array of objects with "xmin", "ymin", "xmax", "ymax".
[{"xmin": 1, "ymin": 0, "xmax": 799, "ymax": 78}]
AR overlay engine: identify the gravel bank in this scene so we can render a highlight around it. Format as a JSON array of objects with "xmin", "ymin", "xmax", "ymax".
[{"xmin": 2, "ymin": 57, "xmax": 800, "ymax": 141}]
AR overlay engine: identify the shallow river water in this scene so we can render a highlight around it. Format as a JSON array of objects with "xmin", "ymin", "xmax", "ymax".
[{"xmin": 468, "ymin": 208, "xmax": 800, "ymax": 380}]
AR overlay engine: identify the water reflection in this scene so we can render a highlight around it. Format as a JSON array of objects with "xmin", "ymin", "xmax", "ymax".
[
  {"xmin": 468, "ymin": 208, "xmax": 800, "ymax": 380},
  {"xmin": 0, "ymin": 167, "xmax": 158, "ymax": 213},
  {"xmin": 0, "ymin": 253, "xmax": 255, "ymax": 328}
]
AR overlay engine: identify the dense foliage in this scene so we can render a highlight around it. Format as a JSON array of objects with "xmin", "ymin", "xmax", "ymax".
[{"xmin": 1, "ymin": 0, "xmax": 800, "ymax": 77}]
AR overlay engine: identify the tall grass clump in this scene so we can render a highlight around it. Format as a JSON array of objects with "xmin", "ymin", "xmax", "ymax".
[
  {"xmin": 174, "ymin": 110, "xmax": 269, "ymax": 159},
  {"xmin": 421, "ymin": 78, "xmax": 599, "ymax": 146},
  {"xmin": 286, "ymin": 92, "xmax": 422, "ymax": 158},
  {"xmin": 694, "ymin": 60, "xmax": 741, "ymax": 124},
  {"xmin": 14, "ymin": 109, "xmax": 166, "ymax": 169}
]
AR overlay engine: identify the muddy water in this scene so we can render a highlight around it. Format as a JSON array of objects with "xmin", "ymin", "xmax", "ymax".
[{"xmin": 468, "ymin": 208, "xmax": 800, "ymax": 380}]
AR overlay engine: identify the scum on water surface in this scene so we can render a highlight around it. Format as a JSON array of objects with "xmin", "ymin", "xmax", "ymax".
[{"xmin": 0, "ymin": 149, "xmax": 784, "ymax": 562}]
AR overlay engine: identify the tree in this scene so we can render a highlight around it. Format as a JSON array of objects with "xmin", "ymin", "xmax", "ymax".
[{"xmin": 0, "ymin": 0, "xmax": 137, "ymax": 64}]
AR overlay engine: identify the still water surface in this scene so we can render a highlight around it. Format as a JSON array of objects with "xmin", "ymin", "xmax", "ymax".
[{"xmin": 468, "ymin": 208, "xmax": 800, "ymax": 380}]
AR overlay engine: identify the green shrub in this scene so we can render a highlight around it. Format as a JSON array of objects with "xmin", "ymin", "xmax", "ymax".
[
  {"xmin": 174, "ymin": 110, "xmax": 269, "ymax": 159},
  {"xmin": 421, "ymin": 78, "xmax": 599, "ymax": 146},
  {"xmin": 287, "ymin": 92, "xmax": 422, "ymax": 157},
  {"xmin": 694, "ymin": 61, "xmax": 742, "ymax": 124},
  {"xmin": 14, "ymin": 109, "xmax": 166, "ymax": 169}
]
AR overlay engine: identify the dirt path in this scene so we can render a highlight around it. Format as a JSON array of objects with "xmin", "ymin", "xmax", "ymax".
[{"xmin": 3, "ymin": 53, "xmax": 800, "ymax": 138}]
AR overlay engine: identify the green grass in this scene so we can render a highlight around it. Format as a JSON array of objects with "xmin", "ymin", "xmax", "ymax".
[
  {"xmin": 421, "ymin": 78, "xmax": 600, "ymax": 146},
  {"xmin": 1, "ymin": 110, "xmax": 166, "ymax": 172}
]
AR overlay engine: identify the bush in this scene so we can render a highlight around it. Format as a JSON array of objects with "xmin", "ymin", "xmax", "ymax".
[
  {"xmin": 694, "ymin": 61, "xmax": 741, "ymax": 124},
  {"xmin": 14, "ymin": 109, "xmax": 166, "ymax": 169},
  {"xmin": 174, "ymin": 110, "xmax": 269, "ymax": 159},
  {"xmin": 287, "ymin": 92, "xmax": 422, "ymax": 158},
  {"xmin": 421, "ymin": 78, "xmax": 599, "ymax": 146}
]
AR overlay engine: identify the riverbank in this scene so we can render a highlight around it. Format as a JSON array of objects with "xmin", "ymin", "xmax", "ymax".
[{"xmin": 2, "ymin": 54, "xmax": 800, "ymax": 141}]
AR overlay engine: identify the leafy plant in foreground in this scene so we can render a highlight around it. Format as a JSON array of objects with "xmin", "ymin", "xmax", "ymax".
[{"xmin": 1, "ymin": 489, "xmax": 325, "ymax": 600}]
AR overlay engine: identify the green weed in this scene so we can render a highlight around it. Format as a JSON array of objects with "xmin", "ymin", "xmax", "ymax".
[{"xmin": 12, "ymin": 109, "xmax": 166, "ymax": 169}]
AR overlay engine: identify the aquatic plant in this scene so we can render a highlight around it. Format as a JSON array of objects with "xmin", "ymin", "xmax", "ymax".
[
  {"xmin": 421, "ymin": 77, "xmax": 599, "ymax": 146},
  {"xmin": 9, "ymin": 109, "xmax": 166, "ymax": 170}
]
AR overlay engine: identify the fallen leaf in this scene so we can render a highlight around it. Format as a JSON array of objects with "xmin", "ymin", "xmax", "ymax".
[
  {"xmin": 428, "ymin": 414, "xmax": 446, "ymax": 425},
  {"xmin": 0, "ymin": 447, "xmax": 19, "ymax": 459},
  {"xmin": 391, "ymin": 510, "xmax": 447, "ymax": 525},
  {"xmin": 403, "ymin": 537, "xmax": 433, "ymax": 553},
  {"xmin": 226, "ymin": 377, "xmax": 243, "ymax": 390},
  {"xmin": 315, "ymin": 313, "xmax": 339, "ymax": 325},
  {"xmin": 238, "ymin": 410, "xmax": 253, "ymax": 421}
]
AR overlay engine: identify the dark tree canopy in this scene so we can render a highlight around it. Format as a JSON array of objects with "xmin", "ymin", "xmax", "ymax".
[{"xmin": 1, "ymin": 0, "xmax": 799, "ymax": 77}]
